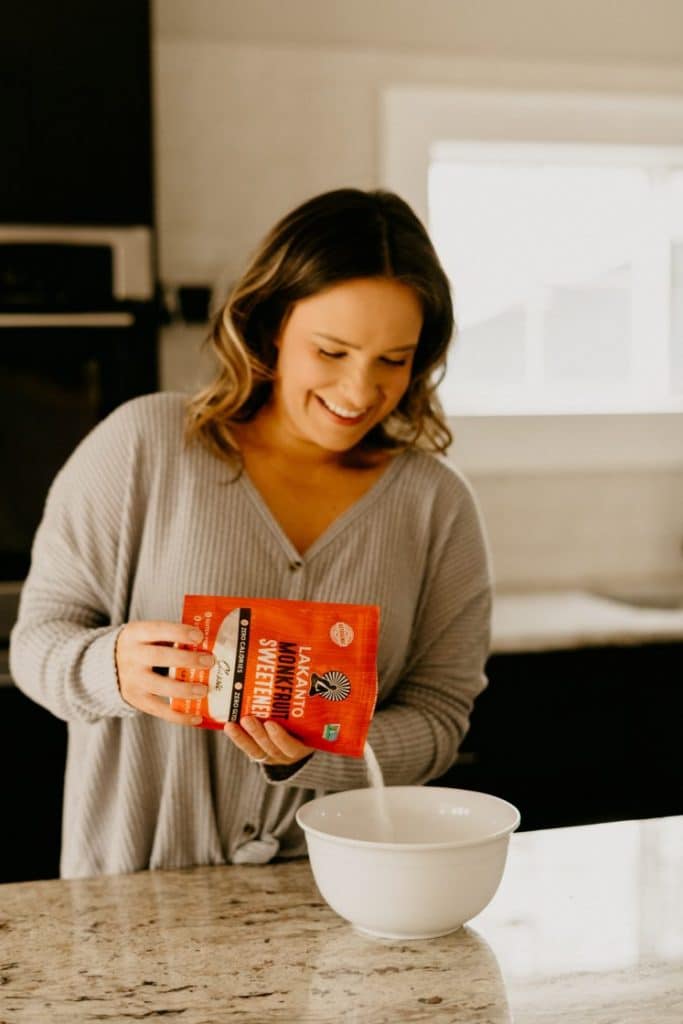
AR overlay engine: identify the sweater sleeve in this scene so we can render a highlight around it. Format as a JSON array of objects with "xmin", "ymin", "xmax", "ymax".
[
  {"xmin": 264, "ymin": 475, "xmax": 492, "ymax": 791},
  {"xmin": 9, "ymin": 401, "xmax": 147, "ymax": 723}
]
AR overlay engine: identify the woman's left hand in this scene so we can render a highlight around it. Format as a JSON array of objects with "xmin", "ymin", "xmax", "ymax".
[{"xmin": 224, "ymin": 717, "xmax": 314, "ymax": 767}]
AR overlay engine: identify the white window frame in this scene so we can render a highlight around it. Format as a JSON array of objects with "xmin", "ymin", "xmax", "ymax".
[{"xmin": 380, "ymin": 85, "xmax": 683, "ymax": 473}]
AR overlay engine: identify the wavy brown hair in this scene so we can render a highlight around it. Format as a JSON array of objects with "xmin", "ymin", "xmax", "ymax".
[{"xmin": 185, "ymin": 188, "xmax": 455, "ymax": 464}]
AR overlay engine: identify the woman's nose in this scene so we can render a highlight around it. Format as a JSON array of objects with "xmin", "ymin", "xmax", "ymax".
[{"xmin": 339, "ymin": 365, "xmax": 379, "ymax": 408}]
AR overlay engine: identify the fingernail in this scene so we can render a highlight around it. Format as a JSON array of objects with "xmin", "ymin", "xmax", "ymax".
[
  {"xmin": 192, "ymin": 685, "xmax": 207, "ymax": 696},
  {"xmin": 191, "ymin": 716, "xmax": 203, "ymax": 725},
  {"xmin": 199, "ymin": 654, "xmax": 215, "ymax": 667},
  {"xmin": 190, "ymin": 629, "xmax": 203, "ymax": 643}
]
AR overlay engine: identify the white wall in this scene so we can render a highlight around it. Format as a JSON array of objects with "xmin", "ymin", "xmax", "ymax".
[
  {"xmin": 153, "ymin": 41, "xmax": 683, "ymax": 286},
  {"xmin": 156, "ymin": 0, "xmax": 683, "ymax": 65},
  {"xmin": 153, "ymin": 2, "xmax": 683, "ymax": 591}
]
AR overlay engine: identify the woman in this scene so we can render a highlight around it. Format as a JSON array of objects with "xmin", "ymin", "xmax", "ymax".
[{"xmin": 10, "ymin": 188, "xmax": 492, "ymax": 878}]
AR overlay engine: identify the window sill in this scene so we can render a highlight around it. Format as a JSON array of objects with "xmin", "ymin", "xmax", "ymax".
[{"xmin": 446, "ymin": 411, "xmax": 683, "ymax": 473}]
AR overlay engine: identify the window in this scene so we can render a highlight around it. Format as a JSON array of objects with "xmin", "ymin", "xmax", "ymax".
[
  {"xmin": 430, "ymin": 142, "xmax": 683, "ymax": 415},
  {"xmin": 381, "ymin": 85, "xmax": 683, "ymax": 469}
]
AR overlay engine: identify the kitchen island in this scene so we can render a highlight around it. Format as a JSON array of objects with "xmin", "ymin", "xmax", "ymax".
[{"xmin": 1, "ymin": 816, "xmax": 681, "ymax": 1023}]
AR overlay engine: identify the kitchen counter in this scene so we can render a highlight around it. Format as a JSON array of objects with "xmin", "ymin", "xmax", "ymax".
[
  {"xmin": 1, "ymin": 816, "xmax": 681, "ymax": 1023},
  {"xmin": 491, "ymin": 587, "xmax": 683, "ymax": 652}
]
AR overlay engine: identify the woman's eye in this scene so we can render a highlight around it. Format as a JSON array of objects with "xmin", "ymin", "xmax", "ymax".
[{"xmin": 317, "ymin": 348, "xmax": 407, "ymax": 366}]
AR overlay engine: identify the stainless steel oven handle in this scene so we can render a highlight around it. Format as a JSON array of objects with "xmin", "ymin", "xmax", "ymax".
[{"xmin": 0, "ymin": 312, "xmax": 135, "ymax": 327}]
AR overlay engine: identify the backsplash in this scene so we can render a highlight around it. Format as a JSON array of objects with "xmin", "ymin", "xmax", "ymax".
[{"xmin": 467, "ymin": 469, "xmax": 683, "ymax": 592}]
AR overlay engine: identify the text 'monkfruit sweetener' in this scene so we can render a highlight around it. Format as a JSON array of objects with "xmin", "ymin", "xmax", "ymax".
[{"xmin": 170, "ymin": 595, "xmax": 379, "ymax": 758}]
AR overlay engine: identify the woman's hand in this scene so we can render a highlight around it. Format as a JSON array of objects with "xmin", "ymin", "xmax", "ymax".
[
  {"xmin": 224, "ymin": 716, "xmax": 314, "ymax": 767},
  {"xmin": 115, "ymin": 620, "xmax": 214, "ymax": 725}
]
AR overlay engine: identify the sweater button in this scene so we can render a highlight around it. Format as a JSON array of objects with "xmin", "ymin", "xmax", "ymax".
[
  {"xmin": 243, "ymin": 823, "xmax": 256, "ymax": 836},
  {"xmin": 289, "ymin": 560, "xmax": 303, "ymax": 571}
]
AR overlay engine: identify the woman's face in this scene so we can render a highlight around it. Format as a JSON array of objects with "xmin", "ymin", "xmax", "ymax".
[{"xmin": 268, "ymin": 276, "xmax": 423, "ymax": 459}]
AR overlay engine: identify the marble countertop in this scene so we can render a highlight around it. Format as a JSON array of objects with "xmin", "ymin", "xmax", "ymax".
[
  {"xmin": 491, "ymin": 586, "xmax": 683, "ymax": 653},
  {"xmin": 1, "ymin": 816, "xmax": 681, "ymax": 1023}
]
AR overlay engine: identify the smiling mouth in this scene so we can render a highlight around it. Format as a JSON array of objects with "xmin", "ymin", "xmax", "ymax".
[{"xmin": 316, "ymin": 396, "xmax": 370, "ymax": 425}]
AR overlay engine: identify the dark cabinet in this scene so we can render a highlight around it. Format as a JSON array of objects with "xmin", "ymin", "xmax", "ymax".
[
  {"xmin": 1, "ymin": 0, "xmax": 153, "ymax": 224},
  {"xmin": 434, "ymin": 643, "xmax": 683, "ymax": 831},
  {"xmin": 0, "ymin": 687, "xmax": 66, "ymax": 882}
]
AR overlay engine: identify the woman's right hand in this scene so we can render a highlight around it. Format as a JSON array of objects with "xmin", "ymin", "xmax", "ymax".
[{"xmin": 115, "ymin": 620, "xmax": 215, "ymax": 725}]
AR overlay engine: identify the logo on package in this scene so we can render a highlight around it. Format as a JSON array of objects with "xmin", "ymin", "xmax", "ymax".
[
  {"xmin": 309, "ymin": 670, "xmax": 351, "ymax": 702},
  {"xmin": 330, "ymin": 621, "xmax": 354, "ymax": 647}
]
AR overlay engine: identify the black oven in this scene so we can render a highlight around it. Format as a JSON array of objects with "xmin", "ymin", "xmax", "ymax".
[{"xmin": 0, "ymin": 225, "xmax": 158, "ymax": 673}]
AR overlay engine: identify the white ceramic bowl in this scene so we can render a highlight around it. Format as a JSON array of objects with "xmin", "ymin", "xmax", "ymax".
[{"xmin": 296, "ymin": 786, "xmax": 520, "ymax": 940}]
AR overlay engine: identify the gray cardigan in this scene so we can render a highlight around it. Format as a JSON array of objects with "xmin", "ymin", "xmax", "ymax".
[{"xmin": 10, "ymin": 392, "xmax": 492, "ymax": 878}]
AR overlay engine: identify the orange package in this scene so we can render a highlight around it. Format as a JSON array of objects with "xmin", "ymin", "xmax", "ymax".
[{"xmin": 170, "ymin": 595, "xmax": 380, "ymax": 758}]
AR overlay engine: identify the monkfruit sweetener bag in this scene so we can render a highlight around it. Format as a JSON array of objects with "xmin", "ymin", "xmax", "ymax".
[{"xmin": 170, "ymin": 595, "xmax": 379, "ymax": 758}]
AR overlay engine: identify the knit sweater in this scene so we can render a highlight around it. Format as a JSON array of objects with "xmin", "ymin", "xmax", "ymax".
[{"xmin": 10, "ymin": 392, "xmax": 492, "ymax": 878}]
